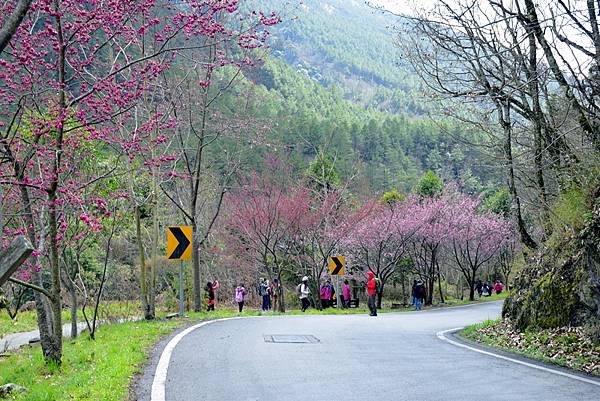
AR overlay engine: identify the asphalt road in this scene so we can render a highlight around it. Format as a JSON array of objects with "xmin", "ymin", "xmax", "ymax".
[{"xmin": 139, "ymin": 302, "xmax": 600, "ymax": 401}]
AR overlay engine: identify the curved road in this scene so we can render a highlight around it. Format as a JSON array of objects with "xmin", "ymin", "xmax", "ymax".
[{"xmin": 140, "ymin": 302, "xmax": 600, "ymax": 401}]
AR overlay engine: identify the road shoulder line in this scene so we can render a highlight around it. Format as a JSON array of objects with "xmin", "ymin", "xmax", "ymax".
[
  {"xmin": 150, "ymin": 317, "xmax": 245, "ymax": 401},
  {"xmin": 436, "ymin": 327, "xmax": 600, "ymax": 387}
]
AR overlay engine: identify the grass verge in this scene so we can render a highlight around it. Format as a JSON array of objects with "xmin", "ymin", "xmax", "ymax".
[
  {"xmin": 461, "ymin": 319, "xmax": 600, "ymax": 376},
  {"xmin": 0, "ymin": 319, "xmax": 181, "ymax": 401}
]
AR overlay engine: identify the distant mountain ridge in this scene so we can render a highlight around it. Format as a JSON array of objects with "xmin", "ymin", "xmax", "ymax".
[{"xmin": 250, "ymin": 0, "xmax": 424, "ymax": 115}]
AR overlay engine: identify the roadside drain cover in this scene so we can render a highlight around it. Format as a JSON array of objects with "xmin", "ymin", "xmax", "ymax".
[{"xmin": 264, "ymin": 335, "xmax": 320, "ymax": 343}]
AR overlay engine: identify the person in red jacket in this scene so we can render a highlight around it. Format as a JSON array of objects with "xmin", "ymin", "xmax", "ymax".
[{"xmin": 366, "ymin": 271, "xmax": 378, "ymax": 316}]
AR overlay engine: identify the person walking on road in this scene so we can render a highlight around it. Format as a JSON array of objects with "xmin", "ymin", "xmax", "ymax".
[
  {"xmin": 342, "ymin": 279, "xmax": 351, "ymax": 308},
  {"xmin": 266, "ymin": 279, "xmax": 272, "ymax": 310},
  {"xmin": 270, "ymin": 278, "xmax": 280, "ymax": 312},
  {"xmin": 475, "ymin": 279, "xmax": 483, "ymax": 298},
  {"xmin": 298, "ymin": 276, "xmax": 310, "ymax": 312},
  {"xmin": 235, "ymin": 284, "xmax": 247, "ymax": 313},
  {"xmin": 366, "ymin": 271, "xmax": 377, "ymax": 316},
  {"xmin": 205, "ymin": 280, "xmax": 220, "ymax": 311},
  {"xmin": 414, "ymin": 280, "xmax": 425, "ymax": 311},
  {"xmin": 259, "ymin": 278, "xmax": 270, "ymax": 311},
  {"xmin": 411, "ymin": 279, "xmax": 417, "ymax": 306}
]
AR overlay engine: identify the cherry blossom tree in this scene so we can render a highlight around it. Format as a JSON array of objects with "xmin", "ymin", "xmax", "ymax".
[
  {"xmin": 445, "ymin": 194, "xmax": 512, "ymax": 300},
  {"xmin": 343, "ymin": 200, "xmax": 418, "ymax": 308},
  {"xmin": 224, "ymin": 174, "xmax": 309, "ymax": 312},
  {"xmin": 0, "ymin": 0, "xmax": 279, "ymax": 364},
  {"xmin": 285, "ymin": 188, "xmax": 360, "ymax": 309},
  {"xmin": 407, "ymin": 194, "xmax": 453, "ymax": 305}
]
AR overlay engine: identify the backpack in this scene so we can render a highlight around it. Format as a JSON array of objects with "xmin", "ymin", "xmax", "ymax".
[
  {"xmin": 296, "ymin": 283, "xmax": 303, "ymax": 296},
  {"xmin": 235, "ymin": 288, "xmax": 244, "ymax": 303}
]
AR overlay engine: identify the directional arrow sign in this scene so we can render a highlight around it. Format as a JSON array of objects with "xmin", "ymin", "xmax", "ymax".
[
  {"xmin": 328, "ymin": 255, "xmax": 345, "ymax": 276},
  {"xmin": 166, "ymin": 226, "xmax": 193, "ymax": 260}
]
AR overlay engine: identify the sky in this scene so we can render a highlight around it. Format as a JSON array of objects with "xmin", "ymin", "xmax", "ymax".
[
  {"xmin": 372, "ymin": 0, "xmax": 436, "ymax": 15},
  {"xmin": 372, "ymin": 0, "xmax": 592, "ymax": 68}
]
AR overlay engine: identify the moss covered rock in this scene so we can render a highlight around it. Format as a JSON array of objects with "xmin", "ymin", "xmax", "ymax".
[{"xmin": 503, "ymin": 192, "xmax": 600, "ymax": 340}]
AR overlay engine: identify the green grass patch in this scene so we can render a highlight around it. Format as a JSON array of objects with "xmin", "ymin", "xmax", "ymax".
[
  {"xmin": 0, "ymin": 311, "xmax": 38, "ymax": 339},
  {"xmin": 461, "ymin": 319, "xmax": 499, "ymax": 337},
  {"xmin": 0, "ymin": 319, "xmax": 181, "ymax": 401}
]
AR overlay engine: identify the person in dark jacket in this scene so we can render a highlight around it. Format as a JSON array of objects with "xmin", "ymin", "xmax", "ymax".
[
  {"xmin": 258, "ymin": 278, "xmax": 269, "ymax": 311},
  {"xmin": 205, "ymin": 280, "xmax": 220, "ymax": 311},
  {"xmin": 414, "ymin": 280, "xmax": 425, "ymax": 310},
  {"xmin": 475, "ymin": 279, "xmax": 483, "ymax": 298},
  {"xmin": 411, "ymin": 279, "xmax": 418, "ymax": 306}
]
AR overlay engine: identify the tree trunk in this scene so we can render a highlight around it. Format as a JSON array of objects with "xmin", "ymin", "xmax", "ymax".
[
  {"xmin": 0, "ymin": 0, "xmax": 32, "ymax": 56},
  {"xmin": 376, "ymin": 282, "xmax": 384, "ymax": 309},
  {"xmin": 277, "ymin": 274, "xmax": 285, "ymax": 313},
  {"xmin": 469, "ymin": 284, "xmax": 475, "ymax": 301},
  {"xmin": 437, "ymin": 268, "xmax": 445, "ymax": 304},
  {"xmin": 150, "ymin": 180, "xmax": 158, "ymax": 318},
  {"xmin": 498, "ymin": 101, "xmax": 538, "ymax": 250},
  {"xmin": 17, "ymin": 179, "xmax": 54, "ymax": 360},
  {"xmin": 68, "ymin": 279, "xmax": 77, "ymax": 338},
  {"xmin": 192, "ymin": 227, "xmax": 202, "ymax": 311},
  {"xmin": 135, "ymin": 205, "xmax": 152, "ymax": 319},
  {"xmin": 47, "ymin": 196, "xmax": 63, "ymax": 363}
]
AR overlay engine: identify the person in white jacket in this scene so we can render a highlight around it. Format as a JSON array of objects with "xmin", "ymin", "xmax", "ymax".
[{"xmin": 299, "ymin": 276, "xmax": 310, "ymax": 312}]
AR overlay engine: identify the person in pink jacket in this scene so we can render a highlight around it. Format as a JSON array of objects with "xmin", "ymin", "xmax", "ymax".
[
  {"xmin": 342, "ymin": 279, "xmax": 351, "ymax": 308},
  {"xmin": 320, "ymin": 280, "xmax": 332, "ymax": 309}
]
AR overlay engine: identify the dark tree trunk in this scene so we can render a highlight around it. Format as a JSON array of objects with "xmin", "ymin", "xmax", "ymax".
[
  {"xmin": 0, "ymin": 0, "xmax": 32, "ymax": 55},
  {"xmin": 192, "ymin": 229, "xmax": 202, "ymax": 312},
  {"xmin": 376, "ymin": 283, "xmax": 384, "ymax": 309},
  {"xmin": 437, "ymin": 268, "xmax": 445, "ymax": 304},
  {"xmin": 498, "ymin": 101, "xmax": 538, "ymax": 250},
  {"xmin": 69, "ymin": 283, "xmax": 77, "ymax": 338},
  {"xmin": 135, "ymin": 205, "xmax": 152, "ymax": 319},
  {"xmin": 469, "ymin": 284, "xmax": 475, "ymax": 302}
]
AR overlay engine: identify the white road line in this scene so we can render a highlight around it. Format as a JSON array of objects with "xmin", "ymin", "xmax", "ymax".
[
  {"xmin": 437, "ymin": 327, "xmax": 600, "ymax": 387},
  {"xmin": 151, "ymin": 317, "xmax": 244, "ymax": 401}
]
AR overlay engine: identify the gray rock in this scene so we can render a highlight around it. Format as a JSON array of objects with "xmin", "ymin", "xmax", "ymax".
[{"xmin": 0, "ymin": 383, "xmax": 26, "ymax": 398}]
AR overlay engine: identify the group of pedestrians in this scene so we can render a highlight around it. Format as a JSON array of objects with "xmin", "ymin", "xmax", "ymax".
[
  {"xmin": 210, "ymin": 273, "xmax": 501, "ymax": 315},
  {"xmin": 318, "ymin": 279, "xmax": 353, "ymax": 309},
  {"xmin": 475, "ymin": 279, "xmax": 504, "ymax": 297},
  {"xmin": 206, "ymin": 278, "xmax": 280, "ymax": 313}
]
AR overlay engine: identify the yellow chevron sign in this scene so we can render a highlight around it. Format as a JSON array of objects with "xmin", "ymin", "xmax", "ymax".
[
  {"xmin": 328, "ymin": 256, "xmax": 345, "ymax": 275},
  {"xmin": 166, "ymin": 226, "xmax": 193, "ymax": 261}
]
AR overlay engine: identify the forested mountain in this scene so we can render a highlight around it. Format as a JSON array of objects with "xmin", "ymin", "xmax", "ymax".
[
  {"xmin": 226, "ymin": 1, "xmax": 496, "ymax": 194},
  {"xmin": 252, "ymin": 0, "xmax": 424, "ymax": 115}
]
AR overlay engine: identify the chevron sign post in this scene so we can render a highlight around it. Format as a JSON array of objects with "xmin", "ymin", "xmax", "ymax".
[
  {"xmin": 167, "ymin": 226, "xmax": 193, "ymax": 316},
  {"xmin": 329, "ymin": 256, "xmax": 345, "ymax": 309}
]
